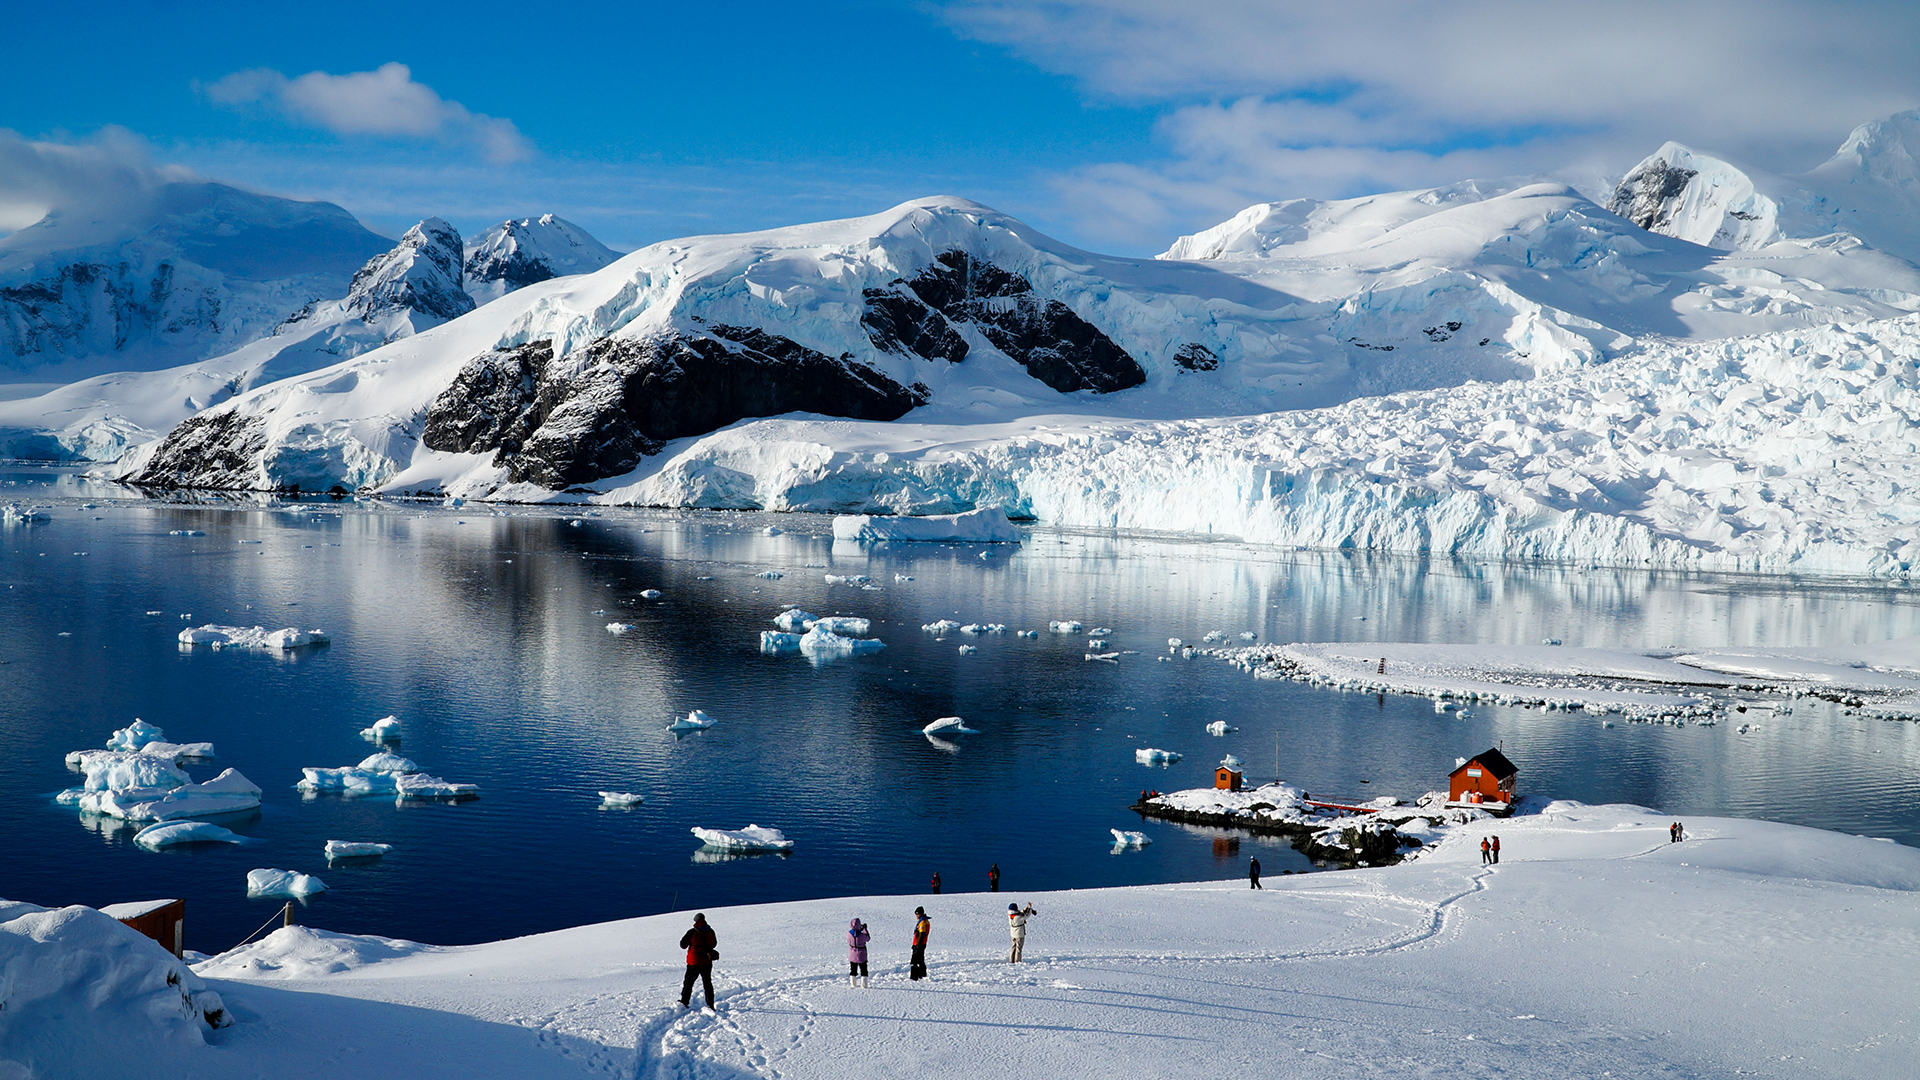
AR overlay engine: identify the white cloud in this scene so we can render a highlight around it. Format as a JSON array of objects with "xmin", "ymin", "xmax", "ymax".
[
  {"xmin": 0, "ymin": 127, "xmax": 197, "ymax": 236},
  {"xmin": 204, "ymin": 62, "xmax": 533, "ymax": 164},
  {"xmin": 944, "ymin": 0, "xmax": 1920, "ymax": 248}
]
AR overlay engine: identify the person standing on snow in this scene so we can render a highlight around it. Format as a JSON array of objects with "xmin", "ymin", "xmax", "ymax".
[
  {"xmin": 1007, "ymin": 903, "xmax": 1036, "ymax": 962},
  {"xmin": 1249, "ymin": 856, "xmax": 1262, "ymax": 889},
  {"xmin": 679, "ymin": 913, "xmax": 718, "ymax": 1010},
  {"xmin": 847, "ymin": 917, "xmax": 871, "ymax": 988},
  {"xmin": 1490, "ymin": 835, "xmax": 1501, "ymax": 864},
  {"xmin": 1481, "ymin": 837, "xmax": 1492, "ymax": 865},
  {"xmin": 989, "ymin": 863, "xmax": 1001, "ymax": 892},
  {"xmin": 930, "ymin": 871, "xmax": 942, "ymax": 894},
  {"xmin": 910, "ymin": 907, "xmax": 932, "ymax": 980}
]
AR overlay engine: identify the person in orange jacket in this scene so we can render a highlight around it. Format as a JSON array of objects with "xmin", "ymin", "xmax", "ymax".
[{"xmin": 909, "ymin": 906, "xmax": 931, "ymax": 981}]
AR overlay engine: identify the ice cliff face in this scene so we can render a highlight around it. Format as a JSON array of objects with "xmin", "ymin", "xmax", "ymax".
[
  {"xmin": 0, "ymin": 182, "xmax": 389, "ymax": 382},
  {"xmin": 463, "ymin": 215, "xmax": 619, "ymax": 304}
]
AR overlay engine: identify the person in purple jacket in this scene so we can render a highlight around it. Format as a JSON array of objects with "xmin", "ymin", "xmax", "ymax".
[{"xmin": 847, "ymin": 917, "xmax": 871, "ymax": 988}]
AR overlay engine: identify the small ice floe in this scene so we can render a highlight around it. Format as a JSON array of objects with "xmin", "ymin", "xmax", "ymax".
[
  {"xmin": 756, "ymin": 570, "xmax": 783, "ymax": 579},
  {"xmin": 894, "ymin": 574, "xmax": 914, "ymax": 582},
  {"xmin": 1181, "ymin": 646, "xmax": 1196, "ymax": 658},
  {"xmin": 167, "ymin": 529, "xmax": 206, "ymax": 537},
  {"xmin": 691, "ymin": 824, "xmax": 794, "ymax": 852},
  {"xmin": 832, "ymin": 507, "xmax": 1019, "ymax": 543},
  {"xmin": 1221, "ymin": 754, "xmax": 1243, "ymax": 770},
  {"xmin": 355, "ymin": 752, "xmax": 419, "ymax": 774},
  {"xmin": 1085, "ymin": 651, "xmax": 1120, "ymax": 662},
  {"xmin": 606, "ymin": 622, "xmax": 635, "ymax": 634},
  {"xmin": 695, "ymin": 575, "xmax": 714, "ymax": 581},
  {"xmin": 1090, "ymin": 627, "xmax": 1113, "ymax": 636},
  {"xmin": 640, "ymin": 589, "xmax": 662, "ymax": 598},
  {"xmin": 324, "ymin": 841, "xmax": 393, "ymax": 859},
  {"xmin": 798, "ymin": 624, "xmax": 885, "ymax": 656},
  {"xmin": 1602, "ymin": 720, "xmax": 1616, "ymax": 728},
  {"xmin": 359, "ymin": 715, "xmax": 402, "ymax": 742},
  {"xmin": 774, "ymin": 608, "xmax": 817, "ymax": 630},
  {"xmin": 1110, "ymin": 829, "xmax": 1151, "ymax": 849},
  {"xmin": 812, "ymin": 616, "xmax": 871, "ymax": 635},
  {"xmin": 1206, "ymin": 721, "xmax": 1237, "ymax": 736},
  {"xmin": 958, "ymin": 644, "xmax": 978, "ymax": 654},
  {"xmin": 1018, "ymin": 629, "xmax": 1039, "ymax": 638},
  {"xmin": 670, "ymin": 710, "xmax": 718, "ymax": 732},
  {"xmin": 393, "ymin": 774, "xmax": 478, "ymax": 800},
  {"xmin": 1135, "ymin": 748, "xmax": 1182, "ymax": 765},
  {"xmin": 1434, "ymin": 701, "xmax": 1460, "ymax": 713},
  {"xmin": 1167, "ymin": 637, "xmax": 1183, "ymax": 648},
  {"xmin": 760, "ymin": 630, "xmax": 802, "ymax": 653},
  {"xmin": 177, "ymin": 625, "xmax": 329, "ymax": 650},
  {"xmin": 247, "ymin": 869, "xmax": 327, "ymax": 898},
  {"xmin": 764, "ymin": 526, "xmax": 783, "ymax": 536},
  {"xmin": 961, "ymin": 623, "xmax": 1007, "ymax": 634},
  {"xmin": 78, "ymin": 769, "xmax": 263, "ymax": 821},
  {"xmin": 444, "ymin": 495, "xmax": 465, "ymax": 508},
  {"xmin": 823, "ymin": 573, "xmax": 871, "ymax": 585},
  {"xmin": 1202, "ymin": 630, "xmax": 1225, "ymax": 643},
  {"xmin": 1087, "ymin": 639, "xmax": 1108, "ymax": 649},
  {"xmin": 106, "ymin": 718, "xmax": 168, "ymax": 751},
  {"xmin": 1049, "ymin": 620, "xmax": 1084, "ymax": 633},
  {"xmin": 922, "ymin": 716, "xmax": 978, "ymax": 735},
  {"xmin": 134, "ymin": 821, "xmax": 242, "ymax": 850},
  {"xmin": 1239, "ymin": 631, "xmax": 1258, "ymax": 641},
  {"xmin": 1542, "ymin": 638, "xmax": 1563, "ymax": 646},
  {"xmin": 238, "ymin": 540, "xmax": 262, "ymax": 545},
  {"xmin": 569, "ymin": 519, "xmax": 584, "ymax": 527},
  {"xmin": 598, "ymin": 792, "xmax": 645, "ymax": 808},
  {"xmin": 298, "ymin": 768, "xmax": 398, "ymax": 795},
  {"xmin": 922, "ymin": 619, "xmax": 962, "ymax": 634}
]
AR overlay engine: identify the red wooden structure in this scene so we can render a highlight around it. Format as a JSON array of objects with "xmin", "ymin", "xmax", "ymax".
[
  {"xmin": 1215, "ymin": 765, "xmax": 1244, "ymax": 791},
  {"xmin": 1449, "ymin": 748, "xmax": 1518, "ymax": 805},
  {"xmin": 102, "ymin": 898, "xmax": 185, "ymax": 957}
]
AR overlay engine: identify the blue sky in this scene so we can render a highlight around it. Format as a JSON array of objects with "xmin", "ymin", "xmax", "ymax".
[{"xmin": 5, "ymin": 1, "xmax": 1919, "ymax": 255}]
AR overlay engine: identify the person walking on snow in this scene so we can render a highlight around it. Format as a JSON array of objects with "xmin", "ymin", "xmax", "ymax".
[
  {"xmin": 847, "ymin": 918, "xmax": 871, "ymax": 987},
  {"xmin": 679, "ymin": 913, "xmax": 718, "ymax": 1010},
  {"xmin": 910, "ymin": 907, "xmax": 931, "ymax": 981},
  {"xmin": 1249, "ymin": 856, "xmax": 1262, "ymax": 889},
  {"xmin": 1490, "ymin": 835, "xmax": 1501, "ymax": 864},
  {"xmin": 930, "ymin": 871, "xmax": 942, "ymax": 894},
  {"xmin": 989, "ymin": 863, "xmax": 1001, "ymax": 892},
  {"xmin": 1481, "ymin": 837, "xmax": 1492, "ymax": 865},
  {"xmin": 1007, "ymin": 903, "xmax": 1036, "ymax": 962}
]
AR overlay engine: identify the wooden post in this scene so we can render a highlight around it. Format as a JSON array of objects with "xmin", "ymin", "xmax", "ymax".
[
  {"xmin": 282, "ymin": 901, "xmax": 294, "ymax": 928},
  {"xmin": 1377, "ymin": 657, "xmax": 1386, "ymax": 675}
]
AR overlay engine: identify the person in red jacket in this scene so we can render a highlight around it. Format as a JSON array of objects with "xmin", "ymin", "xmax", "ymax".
[
  {"xmin": 1490, "ymin": 835, "xmax": 1501, "ymax": 864},
  {"xmin": 679, "ymin": 913, "xmax": 718, "ymax": 1009},
  {"xmin": 988, "ymin": 863, "xmax": 1000, "ymax": 892},
  {"xmin": 930, "ymin": 871, "xmax": 942, "ymax": 894},
  {"xmin": 909, "ymin": 907, "xmax": 931, "ymax": 981}
]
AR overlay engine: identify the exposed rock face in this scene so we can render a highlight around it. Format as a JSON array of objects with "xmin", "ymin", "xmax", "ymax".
[
  {"xmin": 861, "ymin": 250, "xmax": 1145, "ymax": 393},
  {"xmin": 1608, "ymin": 158, "xmax": 1702, "ymax": 232},
  {"xmin": 463, "ymin": 215, "xmax": 620, "ymax": 303},
  {"xmin": 1174, "ymin": 343, "xmax": 1218, "ymax": 371},
  {"xmin": 420, "ymin": 324, "xmax": 929, "ymax": 488},
  {"xmin": 329, "ymin": 218, "xmax": 473, "ymax": 325},
  {"xmin": 130, "ymin": 409, "xmax": 269, "ymax": 490}
]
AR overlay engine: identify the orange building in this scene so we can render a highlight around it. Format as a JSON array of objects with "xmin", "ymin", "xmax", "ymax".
[
  {"xmin": 1448, "ymin": 748, "xmax": 1518, "ymax": 805},
  {"xmin": 1215, "ymin": 765, "xmax": 1244, "ymax": 791}
]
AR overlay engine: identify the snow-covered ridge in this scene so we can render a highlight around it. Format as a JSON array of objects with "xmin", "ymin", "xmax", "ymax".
[{"xmin": 463, "ymin": 215, "xmax": 619, "ymax": 304}]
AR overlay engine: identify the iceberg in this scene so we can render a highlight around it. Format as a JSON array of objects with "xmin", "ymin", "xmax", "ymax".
[
  {"xmin": 297, "ymin": 768, "xmax": 398, "ymax": 795},
  {"xmin": 246, "ymin": 868, "xmax": 328, "ymax": 898},
  {"xmin": 355, "ymin": 752, "xmax": 419, "ymax": 774},
  {"xmin": 1135, "ymin": 748, "xmax": 1182, "ymax": 766},
  {"xmin": 922, "ymin": 619, "xmax": 962, "ymax": 633},
  {"xmin": 1206, "ymin": 721, "xmax": 1237, "ymax": 736},
  {"xmin": 773, "ymin": 608, "xmax": 817, "ymax": 630},
  {"xmin": 598, "ymin": 792, "xmax": 645, "ymax": 807},
  {"xmin": 960, "ymin": 623, "xmax": 1006, "ymax": 634},
  {"xmin": 1110, "ymin": 829, "xmax": 1151, "ymax": 849},
  {"xmin": 1049, "ymin": 621, "xmax": 1084, "ymax": 633},
  {"xmin": 822, "ymin": 573, "xmax": 871, "ymax": 585},
  {"xmin": 922, "ymin": 716, "xmax": 978, "ymax": 735},
  {"xmin": 832, "ymin": 507, "xmax": 1020, "ymax": 543},
  {"xmin": 798, "ymin": 624, "xmax": 885, "ymax": 656},
  {"xmin": 177, "ymin": 625, "xmax": 329, "ymax": 650},
  {"xmin": 79, "ymin": 768, "xmax": 263, "ymax": 821},
  {"xmin": 606, "ymin": 622, "xmax": 635, "ymax": 634},
  {"xmin": 323, "ymin": 841, "xmax": 393, "ymax": 859},
  {"xmin": 78, "ymin": 753, "xmax": 189, "ymax": 793},
  {"xmin": 670, "ymin": 710, "xmax": 718, "ymax": 732},
  {"xmin": 958, "ymin": 644, "xmax": 979, "ymax": 654},
  {"xmin": 640, "ymin": 589, "xmax": 662, "ymax": 598},
  {"xmin": 810, "ymin": 616, "xmax": 871, "ymax": 636},
  {"xmin": 360, "ymin": 715, "xmax": 402, "ymax": 742},
  {"xmin": 393, "ymin": 773, "xmax": 479, "ymax": 800},
  {"xmin": 755, "ymin": 570, "xmax": 783, "ymax": 579},
  {"xmin": 759, "ymin": 630, "xmax": 802, "ymax": 653},
  {"xmin": 691, "ymin": 824, "xmax": 794, "ymax": 852},
  {"xmin": 133, "ymin": 821, "xmax": 242, "ymax": 850},
  {"xmin": 105, "ymin": 719, "xmax": 167, "ymax": 751}
]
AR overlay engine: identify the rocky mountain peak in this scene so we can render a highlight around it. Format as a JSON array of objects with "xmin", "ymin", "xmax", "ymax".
[
  {"xmin": 341, "ymin": 218, "xmax": 474, "ymax": 324},
  {"xmin": 463, "ymin": 215, "xmax": 619, "ymax": 303}
]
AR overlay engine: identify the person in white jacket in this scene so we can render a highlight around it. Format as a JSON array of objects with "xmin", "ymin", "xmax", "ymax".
[{"xmin": 1007, "ymin": 903, "xmax": 1036, "ymax": 963}]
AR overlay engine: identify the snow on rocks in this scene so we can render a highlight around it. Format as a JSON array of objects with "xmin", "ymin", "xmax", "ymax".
[
  {"xmin": 598, "ymin": 792, "xmax": 645, "ymax": 807},
  {"xmin": 133, "ymin": 821, "xmax": 243, "ymax": 850},
  {"xmin": 323, "ymin": 841, "xmax": 393, "ymax": 859},
  {"xmin": 1134, "ymin": 748, "xmax": 1182, "ymax": 766},
  {"xmin": 177, "ymin": 624, "xmax": 329, "ymax": 650},
  {"xmin": 690, "ymin": 824, "xmax": 794, "ymax": 852},
  {"xmin": 245, "ymin": 869, "xmax": 328, "ymax": 898},
  {"xmin": 670, "ymin": 710, "xmax": 717, "ymax": 732},
  {"xmin": 191, "ymin": 924, "xmax": 433, "ymax": 979},
  {"xmin": 1109, "ymin": 829, "xmax": 1151, "ymax": 849},
  {"xmin": 831, "ymin": 506, "xmax": 1020, "ymax": 543},
  {"xmin": 922, "ymin": 716, "xmax": 978, "ymax": 735}
]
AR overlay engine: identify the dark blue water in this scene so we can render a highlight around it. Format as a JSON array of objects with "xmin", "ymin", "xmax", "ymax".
[{"xmin": 6, "ymin": 464, "xmax": 1920, "ymax": 953}]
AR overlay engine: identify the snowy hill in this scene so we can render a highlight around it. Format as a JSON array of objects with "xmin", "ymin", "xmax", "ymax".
[
  {"xmin": 0, "ymin": 220, "xmax": 473, "ymax": 461},
  {"xmin": 463, "ymin": 215, "xmax": 619, "ymax": 304},
  {"xmin": 0, "ymin": 182, "xmax": 390, "ymax": 383}
]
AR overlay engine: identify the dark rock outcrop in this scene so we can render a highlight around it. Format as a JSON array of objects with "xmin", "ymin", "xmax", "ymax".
[
  {"xmin": 1173, "ymin": 343, "xmax": 1218, "ymax": 371},
  {"xmin": 861, "ymin": 250, "xmax": 1145, "ymax": 393},
  {"xmin": 130, "ymin": 410, "xmax": 269, "ymax": 490},
  {"xmin": 421, "ymin": 324, "xmax": 929, "ymax": 488},
  {"xmin": 1609, "ymin": 159, "xmax": 1700, "ymax": 232}
]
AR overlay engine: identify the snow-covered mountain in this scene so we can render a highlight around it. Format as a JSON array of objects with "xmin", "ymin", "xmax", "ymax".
[
  {"xmin": 0, "ymin": 182, "xmax": 390, "ymax": 382},
  {"xmin": 463, "ymin": 215, "xmax": 619, "ymax": 304},
  {"xmin": 0, "ymin": 220, "xmax": 473, "ymax": 461}
]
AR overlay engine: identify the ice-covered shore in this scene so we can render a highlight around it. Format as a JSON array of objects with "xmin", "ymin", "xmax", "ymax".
[{"xmin": 10, "ymin": 803, "xmax": 1920, "ymax": 1079}]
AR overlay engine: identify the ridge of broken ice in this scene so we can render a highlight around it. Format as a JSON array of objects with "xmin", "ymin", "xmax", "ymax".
[{"xmin": 177, "ymin": 625, "xmax": 329, "ymax": 650}]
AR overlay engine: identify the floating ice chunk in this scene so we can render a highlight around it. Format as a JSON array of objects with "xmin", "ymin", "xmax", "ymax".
[
  {"xmin": 359, "ymin": 715, "xmax": 402, "ymax": 742},
  {"xmin": 1134, "ymin": 748, "xmax": 1182, "ymax": 766},
  {"xmin": 1203, "ymin": 631, "xmax": 1226, "ymax": 642},
  {"xmin": 168, "ymin": 529, "xmax": 205, "ymax": 536},
  {"xmin": 1435, "ymin": 701, "xmax": 1459, "ymax": 713},
  {"xmin": 764, "ymin": 526, "xmax": 783, "ymax": 535},
  {"xmin": 823, "ymin": 573, "xmax": 870, "ymax": 585},
  {"xmin": 247, "ymin": 868, "xmax": 327, "ymax": 898},
  {"xmin": 324, "ymin": 841, "xmax": 393, "ymax": 859},
  {"xmin": 177, "ymin": 625, "xmax": 329, "ymax": 650},
  {"xmin": 1090, "ymin": 627, "xmax": 1113, "ymax": 636},
  {"xmin": 670, "ymin": 710, "xmax": 717, "ymax": 732},
  {"xmin": 355, "ymin": 752, "xmax": 419, "ymax": 774},
  {"xmin": 106, "ymin": 719, "xmax": 167, "ymax": 750},
  {"xmin": 134, "ymin": 821, "xmax": 242, "ymax": 850},
  {"xmin": 1182, "ymin": 646, "xmax": 1195, "ymax": 658},
  {"xmin": 1542, "ymin": 638, "xmax": 1563, "ymax": 646},
  {"xmin": 958, "ymin": 644, "xmax": 978, "ymax": 654},
  {"xmin": 760, "ymin": 630, "xmax": 802, "ymax": 653},
  {"xmin": 774, "ymin": 608, "xmax": 817, "ymax": 630},
  {"xmin": 1049, "ymin": 620, "xmax": 1083, "ymax": 633},
  {"xmin": 1088, "ymin": 639, "xmax": 1108, "ymax": 649},
  {"xmin": 691, "ymin": 824, "xmax": 794, "ymax": 851},
  {"xmin": 1239, "ymin": 631, "xmax": 1259, "ymax": 641},
  {"xmin": 606, "ymin": 622, "xmax": 635, "ymax": 634},
  {"xmin": 79, "ymin": 753, "xmax": 189, "ymax": 793},
  {"xmin": 640, "ymin": 589, "xmax": 662, "ymax": 598},
  {"xmin": 1085, "ymin": 652, "xmax": 1120, "ymax": 662},
  {"xmin": 1110, "ymin": 829, "xmax": 1151, "ymax": 848},
  {"xmin": 921, "ymin": 619, "xmax": 962, "ymax": 634},
  {"xmin": 2, "ymin": 504, "xmax": 50, "ymax": 522},
  {"xmin": 393, "ymin": 773, "xmax": 478, "ymax": 800},
  {"xmin": 1206, "ymin": 721, "xmax": 1237, "ymax": 736},
  {"xmin": 922, "ymin": 716, "xmax": 978, "ymax": 735},
  {"xmin": 80, "ymin": 768, "xmax": 262, "ymax": 820},
  {"xmin": 598, "ymin": 792, "xmax": 645, "ymax": 807},
  {"xmin": 444, "ymin": 495, "xmax": 464, "ymax": 508},
  {"xmin": 799, "ymin": 624, "xmax": 885, "ymax": 655},
  {"xmin": 831, "ymin": 506, "xmax": 1020, "ymax": 543},
  {"xmin": 811, "ymin": 616, "xmax": 871, "ymax": 635},
  {"xmin": 297, "ymin": 767, "xmax": 397, "ymax": 795},
  {"xmin": 894, "ymin": 573, "xmax": 914, "ymax": 582},
  {"xmin": 960, "ymin": 623, "xmax": 1006, "ymax": 634},
  {"xmin": 568, "ymin": 519, "xmax": 583, "ymax": 527},
  {"xmin": 1018, "ymin": 629, "xmax": 1039, "ymax": 638},
  {"xmin": 238, "ymin": 540, "xmax": 261, "ymax": 545},
  {"xmin": 1167, "ymin": 638, "xmax": 1183, "ymax": 648},
  {"xmin": 756, "ymin": 570, "xmax": 783, "ymax": 579}
]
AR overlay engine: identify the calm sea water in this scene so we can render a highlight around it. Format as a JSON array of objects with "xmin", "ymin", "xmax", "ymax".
[{"xmin": 5, "ymin": 464, "xmax": 1920, "ymax": 953}]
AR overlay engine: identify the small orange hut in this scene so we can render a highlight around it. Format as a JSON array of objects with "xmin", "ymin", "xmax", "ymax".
[
  {"xmin": 1215, "ymin": 765, "xmax": 1244, "ymax": 792},
  {"xmin": 1448, "ymin": 748, "xmax": 1518, "ymax": 806}
]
